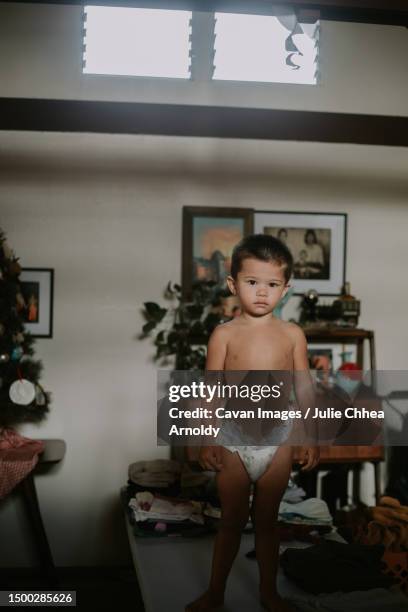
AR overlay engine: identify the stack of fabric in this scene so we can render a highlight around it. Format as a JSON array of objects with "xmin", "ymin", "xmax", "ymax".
[
  {"xmin": 128, "ymin": 459, "xmax": 181, "ymax": 488},
  {"xmin": 278, "ymin": 498, "xmax": 333, "ymax": 527},
  {"xmin": 125, "ymin": 488, "xmax": 213, "ymax": 538},
  {"xmin": 129, "ymin": 491, "xmax": 204, "ymax": 525}
]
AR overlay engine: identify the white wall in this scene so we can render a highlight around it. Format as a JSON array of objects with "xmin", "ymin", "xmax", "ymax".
[
  {"xmin": 1, "ymin": 133, "xmax": 407, "ymax": 566},
  {"xmin": 0, "ymin": 2, "xmax": 407, "ymax": 568},
  {"xmin": 0, "ymin": 2, "xmax": 407, "ymax": 115}
]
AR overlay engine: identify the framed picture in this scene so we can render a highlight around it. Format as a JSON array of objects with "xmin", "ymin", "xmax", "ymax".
[
  {"xmin": 308, "ymin": 343, "xmax": 357, "ymax": 372},
  {"xmin": 254, "ymin": 211, "xmax": 347, "ymax": 295},
  {"xmin": 182, "ymin": 206, "xmax": 253, "ymax": 298},
  {"xmin": 19, "ymin": 268, "xmax": 54, "ymax": 338}
]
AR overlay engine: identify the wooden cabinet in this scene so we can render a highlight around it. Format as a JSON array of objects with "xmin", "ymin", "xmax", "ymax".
[{"xmin": 298, "ymin": 327, "xmax": 383, "ymax": 503}]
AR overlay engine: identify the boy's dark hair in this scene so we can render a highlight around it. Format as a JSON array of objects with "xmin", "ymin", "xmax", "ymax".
[{"xmin": 230, "ymin": 233, "xmax": 293, "ymax": 282}]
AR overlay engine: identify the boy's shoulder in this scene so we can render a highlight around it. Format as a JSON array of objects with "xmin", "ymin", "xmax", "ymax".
[
  {"xmin": 212, "ymin": 319, "xmax": 235, "ymax": 335},
  {"xmin": 275, "ymin": 319, "xmax": 307, "ymax": 342},
  {"xmin": 209, "ymin": 319, "xmax": 237, "ymax": 342}
]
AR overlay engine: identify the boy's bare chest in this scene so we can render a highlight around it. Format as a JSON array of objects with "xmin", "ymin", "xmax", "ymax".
[{"xmin": 224, "ymin": 328, "xmax": 294, "ymax": 370}]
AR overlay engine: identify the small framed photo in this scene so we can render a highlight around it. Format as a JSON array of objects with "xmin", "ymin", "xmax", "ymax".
[
  {"xmin": 308, "ymin": 343, "xmax": 357, "ymax": 372},
  {"xmin": 182, "ymin": 206, "xmax": 253, "ymax": 298},
  {"xmin": 254, "ymin": 211, "xmax": 347, "ymax": 295},
  {"xmin": 19, "ymin": 268, "xmax": 54, "ymax": 338}
]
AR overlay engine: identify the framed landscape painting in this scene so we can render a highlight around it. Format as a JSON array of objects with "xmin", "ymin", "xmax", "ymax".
[{"xmin": 182, "ymin": 207, "xmax": 253, "ymax": 298}]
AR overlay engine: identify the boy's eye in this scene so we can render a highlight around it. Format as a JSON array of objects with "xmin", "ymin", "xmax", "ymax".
[
  {"xmin": 269, "ymin": 283, "xmax": 278, "ymax": 288},
  {"xmin": 247, "ymin": 280, "xmax": 256, "ymax": 285}
]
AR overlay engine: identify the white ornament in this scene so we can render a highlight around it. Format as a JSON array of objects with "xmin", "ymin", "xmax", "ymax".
[{"xmin": 9, "ymin": 379, "xmax": 36, "ymax": 405}]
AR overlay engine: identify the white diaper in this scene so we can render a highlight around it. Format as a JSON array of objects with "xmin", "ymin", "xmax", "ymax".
[
  {"xmin": 227, "ymin": 445, "xmax": 280, "ymax": 482},
  {"xmin": 216, "ymin": 418, "xmax": 293, "ymax": 482}
]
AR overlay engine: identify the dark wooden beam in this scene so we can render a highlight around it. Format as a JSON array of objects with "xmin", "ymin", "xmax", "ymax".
[
  {"xmin": 1, "ymin": 98, "xmax": 407, "ymax": 146},
  {"xmin": 1, "ymin": 0, "xmax": 407, "ymax": 26}
]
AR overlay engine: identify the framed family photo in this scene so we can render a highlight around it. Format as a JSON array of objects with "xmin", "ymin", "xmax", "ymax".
[
  {"xmin": 254, "ymin": 211, "xmax": 347, "ymax": 295},
  {"xmin": 182, "ymin": 206, "xmax": 253, "ymax": 298},
  {"xmin": 19, "ymin": 268, "xmax": 54, "ymax": 338}
]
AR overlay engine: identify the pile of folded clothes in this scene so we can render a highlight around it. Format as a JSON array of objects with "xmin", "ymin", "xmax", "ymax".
[
  {"xmin": 278, "ymin": 498, "xmax": 333, "ymax": 527},
  {"xmin": 124, "ymin": 459, "xmax": 215, "ymax": 537}
]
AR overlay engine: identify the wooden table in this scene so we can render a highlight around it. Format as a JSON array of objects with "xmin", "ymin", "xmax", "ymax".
[{"xmin": 293, "ymin": 446, "xmax": 384, "ymax": 506}]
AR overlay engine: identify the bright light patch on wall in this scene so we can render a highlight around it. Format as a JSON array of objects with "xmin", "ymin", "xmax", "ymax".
[
  {"xmin": 83, "ymin": 6, "xmax": 192, "ymax": 78},
  {"xmin": 213, "ymin": 13, "xmax": 319, "ymax": 85}
]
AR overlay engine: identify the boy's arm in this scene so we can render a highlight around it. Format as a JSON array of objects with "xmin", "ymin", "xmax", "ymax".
[
  {"xmin": 198, "ymin": 325, "xmax": 228, "ymax": 471},
  {"xmin": 206, "ymin": 324, "xmax": 228, "ymax": 370},
  {"xmin": 291, "ymin": 324, "xmax": 320, "ymax": 471}
]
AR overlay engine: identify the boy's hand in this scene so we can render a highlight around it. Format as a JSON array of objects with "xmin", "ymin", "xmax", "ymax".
[
  {"xmin": 199, "ymin": 445, "xmax": 223, "ymax": 471},
  {"xmin": 299, "ymin": 446, "xmax": 320, "ymax": 471}
]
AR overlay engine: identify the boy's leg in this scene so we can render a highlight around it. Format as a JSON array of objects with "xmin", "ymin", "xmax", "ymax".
[
  {"xmin": 186, "ymin": 447, "xmax": 251, "ymax": 611},
  {"xmin": 252, "ymin": 445, "xmax": 294, "ymax": 612}
]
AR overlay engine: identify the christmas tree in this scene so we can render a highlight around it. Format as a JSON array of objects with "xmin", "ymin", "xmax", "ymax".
[{"xmin": 0, "ymin": 229, "xmax": 50, "ymax": 427}]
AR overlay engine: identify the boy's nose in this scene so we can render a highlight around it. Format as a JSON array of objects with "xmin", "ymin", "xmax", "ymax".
[{"xmin": 256, "ymin": 286, "xmax": 267, "ymax": 296}]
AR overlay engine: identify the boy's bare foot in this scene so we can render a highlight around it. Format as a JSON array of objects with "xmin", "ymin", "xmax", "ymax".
[
  {"xmin": 260, "ymin": 592, "xmax": 295, "ymax": 612},
  {"xmin": 185, "ymin": 591, "xmax": 224, "ymax": 611}
]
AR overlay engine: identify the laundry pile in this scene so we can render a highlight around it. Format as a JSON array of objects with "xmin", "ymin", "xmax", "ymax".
[
  {"xmin": 129, "ymin": 491, "xmax": 204, "ymax": 524},
  {"xmin": 281, "ymin": 539, "xmax": 397, "ymax": 594},
  {"xmin": 124, "ymin": 459, "xmax": 215, "ymax": 537},
  {"xmin": 204, "ymin": 495, "xmax": 332, "ymax": 528},
  {"xmin": 125, "ymin": 461, "xmax": 336, "ymax": 542},
  {"xmin": 279, "ymin": 498, "xmax": 332, "ymax": 527}
]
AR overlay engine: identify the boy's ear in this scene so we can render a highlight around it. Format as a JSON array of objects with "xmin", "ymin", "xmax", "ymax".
[
  {"xmin": 226, "ymin": 275, "xmax": 236, "ymax": 295},
  {"xmin": 281, "ymin": 283, "xmax": 290, "ymax": 298}
]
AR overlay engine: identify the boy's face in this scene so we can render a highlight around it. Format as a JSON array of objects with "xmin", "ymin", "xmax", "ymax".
[{"xmin": 227, "ymin": 257, "xmax": 289, "ymax": 317}]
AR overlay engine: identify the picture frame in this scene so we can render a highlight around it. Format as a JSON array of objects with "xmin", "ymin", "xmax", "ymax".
[
  {"xmin": 182, "ymin": 206, "xmax": 253, "ymax": 298},
  {"xmin": 308, "ymin": 343, "xmax": 358, "ymax": 373},
  {"xmin": 254, "ymin": 211, "xmax": 347, "ymax": 295},
  {"xmin": 19, "ymin": 268, "xmax": 54, "ymax": 338}
]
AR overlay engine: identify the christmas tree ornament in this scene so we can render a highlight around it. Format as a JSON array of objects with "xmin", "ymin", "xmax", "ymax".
[
  {"xmin": 2, "ymin": 241, "xmax": 12, "ymax": 259},
  {"xmin": 12, "ymin": 332, "xmax": 24, "ymax": 344},
  {"xmin": 9, "ymin": 260, "xmax": 22, "ymax": 276},
  {"xmin": 9, "ymin": 379, "xmax": 36, "ymax": 405},
  {"xmin": 0, "ymin": 353, "xmax": 10, "ymax": 363},
  {"xmin": 16, "ymin": 293, "xmax": 26, "ymax": 311},
  {"xmin": 11, "ymin": 346, "xmax": 24, "ymax": 361},
  {"xmin": 35, "ymin": 385, "xmax": 46, "ymax": 406}
]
